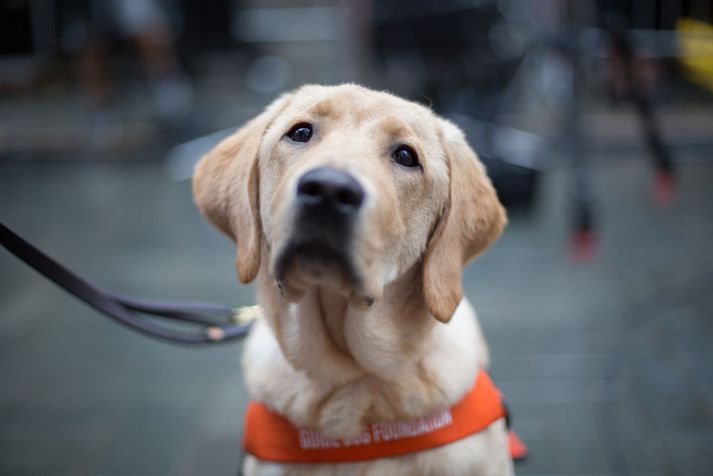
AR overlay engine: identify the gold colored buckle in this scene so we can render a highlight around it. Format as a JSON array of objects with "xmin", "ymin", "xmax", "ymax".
[{"xmin": 230, "ymin": 305, "xmax": 262, "ymax": 325}]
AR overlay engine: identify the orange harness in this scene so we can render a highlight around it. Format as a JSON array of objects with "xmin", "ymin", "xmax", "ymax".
[{"xmin": 243, "ymin": 369, "xmax": 526, "ymax": 464}]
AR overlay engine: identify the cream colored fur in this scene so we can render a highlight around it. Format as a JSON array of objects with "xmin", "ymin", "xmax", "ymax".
[{"xmin": 193, "ymin": 84, "xmax": 512, "ymax": 476}]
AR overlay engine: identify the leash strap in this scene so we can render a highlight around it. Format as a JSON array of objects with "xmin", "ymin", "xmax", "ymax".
[{"xmin": 0, "ymin": 221, "xmax": 253, "ymax": 344}]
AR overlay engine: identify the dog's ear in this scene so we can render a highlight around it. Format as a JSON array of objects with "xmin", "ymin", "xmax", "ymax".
[
  {"xmin": 193, "ymin": 94, "xmax": 292, "ymax": 283},
  {"xmin": 423, "ymin": 119, "xmax": 507, "ymax": 323}
]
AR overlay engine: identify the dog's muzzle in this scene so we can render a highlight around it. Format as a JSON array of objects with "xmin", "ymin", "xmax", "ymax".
[{"xmin": 274, "ymin": 167, "xmax": 364, "ymax": 289}]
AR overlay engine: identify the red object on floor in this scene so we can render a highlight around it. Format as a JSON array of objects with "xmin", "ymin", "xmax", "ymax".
[
  {"xmin": 569, "ymin": 230, "xmax": 597, "ymax": 262},
  {"xmin": 508, "ymin": 430, "xmax": 529, "ymax": 461},
  {"xmin": 653, "ymin": 171, "xmax": 676, "ymax": 205}
]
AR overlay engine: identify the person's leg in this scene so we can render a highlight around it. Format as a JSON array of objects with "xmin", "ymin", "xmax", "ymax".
[
  {"xmin": 113, "ymin": 0, "xmax": 193, "ymax": 120},
  {"xmin": 70, "ymin": 1, "xmax": 124, "ymax": 149},
  {"xmin": 77, "ymin": 40, "xmax": 112, "ymax": 110}
]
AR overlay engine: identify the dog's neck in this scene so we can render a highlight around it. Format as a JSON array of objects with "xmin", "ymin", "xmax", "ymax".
[{"xmin": 258, "ymin": 262, "xmax": 434, "ymax": 384}]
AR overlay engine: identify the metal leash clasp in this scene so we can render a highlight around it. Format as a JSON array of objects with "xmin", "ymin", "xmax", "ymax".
[{"xmin": 206, "ymin": 306, "xmax": 262, "ymax": 342}]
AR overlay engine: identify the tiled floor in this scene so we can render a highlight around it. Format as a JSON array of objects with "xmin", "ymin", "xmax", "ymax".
[{"xmin": 2, "ymin": 116, "xmax": 713, "ymax": 474}]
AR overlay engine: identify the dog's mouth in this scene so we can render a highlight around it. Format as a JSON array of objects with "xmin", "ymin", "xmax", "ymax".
[
  {"xmin": 274, "ymin": 237, "xmax": 362, "ymax": 295},
  {"xmin": 271, "ymin": 214, "xmax": 378, "ymax": 308},
  {"xmin": 275, "ymin": 236, "xmax": 356, "ymax": 278}
]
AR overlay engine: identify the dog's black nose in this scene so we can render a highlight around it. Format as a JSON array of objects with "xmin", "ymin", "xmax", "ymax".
[{"xmin": 297, "ymin": 167, "xmax": 364, "ymax": 213}]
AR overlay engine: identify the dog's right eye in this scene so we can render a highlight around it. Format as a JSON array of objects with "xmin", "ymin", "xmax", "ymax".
[{"xmin": 287, "ymin": 123, "xmax": 313, "ymax": 143}]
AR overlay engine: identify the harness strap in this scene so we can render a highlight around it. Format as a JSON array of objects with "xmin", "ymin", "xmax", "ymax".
[{"xmin": 243, "ymin": 369, "xmax": 507, "ymax": 464}]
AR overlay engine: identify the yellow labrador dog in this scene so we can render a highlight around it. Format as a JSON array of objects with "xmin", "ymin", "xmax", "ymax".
[{"xmin": 193, "ymin": 84, "xmax": 511, "ymax": 475}]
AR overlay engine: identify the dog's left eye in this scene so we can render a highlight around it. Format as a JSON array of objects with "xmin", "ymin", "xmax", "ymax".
[
  {"xmin": 393, "ymin": 146, "xmax": 420, "ymax": 168},
  {"xmin": 287, "ymin": 123, "xmax": 313, "ymax": 143}
]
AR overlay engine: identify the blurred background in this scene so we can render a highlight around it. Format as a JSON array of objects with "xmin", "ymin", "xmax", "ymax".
[{"xmin": 1, "ymin": 0, "xmax": 713, "ymax": 474}]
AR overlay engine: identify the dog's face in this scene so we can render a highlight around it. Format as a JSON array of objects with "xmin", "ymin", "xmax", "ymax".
[
  {"xmin": 194, "ymin": 84, "xmax": 505, "ymax": 322},
  {"xmin": 260, "ymin": 86, "xmax": 451, "ymax": 308}
]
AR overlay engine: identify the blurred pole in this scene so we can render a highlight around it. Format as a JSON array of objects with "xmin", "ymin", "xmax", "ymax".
[
  {"xmin": 600, "ymin": 0, "xmax": 676, "ymax": 204},
  {"xmin": 558, "ymin": 0, "xmax": 598, "ymax": 260}
]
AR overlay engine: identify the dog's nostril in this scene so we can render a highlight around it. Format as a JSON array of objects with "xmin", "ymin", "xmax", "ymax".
[
  {"xmin": 297, "ymin": 167, "xmax": 364, "ymax": 213},
  {"xmin": 298, "ymin": 180, "xmax": 322, "ymax": 198},
  {"xmin": 336, "ymin": 188, "xmax": 363, "ymax": 208}
]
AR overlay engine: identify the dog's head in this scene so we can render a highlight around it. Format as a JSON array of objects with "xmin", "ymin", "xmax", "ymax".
[{"xmin": 193, "ymin": 84, "xmax": 505, "ymax": 322}]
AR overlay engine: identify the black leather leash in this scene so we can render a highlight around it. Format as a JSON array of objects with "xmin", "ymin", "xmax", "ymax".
[{"xmin": 0, "ymin": 221, "xmax": 256, "ymax": 344}]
